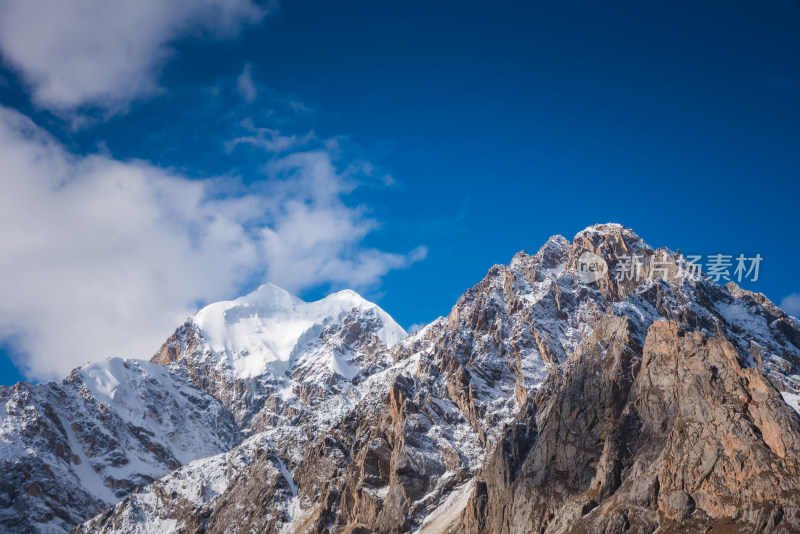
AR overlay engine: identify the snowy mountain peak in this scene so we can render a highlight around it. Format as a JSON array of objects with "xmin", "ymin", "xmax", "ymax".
[
  {"xmin": 572, "ymin": 223, "xmax": 653, "ymax": 258},
  {"xmin": 183, "ymin": 283, "xmax": 406, "ymax": 379},
  {"xmin": 230, "ymin": 282, "xmax": 303, "ymax": 309}
]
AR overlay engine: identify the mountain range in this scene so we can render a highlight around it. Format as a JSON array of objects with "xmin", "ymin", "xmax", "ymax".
[{"xmin": 2, "ymin": 224, "xmax": 800, "ymax": 533}]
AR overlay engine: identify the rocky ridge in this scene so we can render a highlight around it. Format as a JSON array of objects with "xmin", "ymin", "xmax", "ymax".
[{"xmin": 77, "ymin": 224, "xmax": 800, "ymax": 534}]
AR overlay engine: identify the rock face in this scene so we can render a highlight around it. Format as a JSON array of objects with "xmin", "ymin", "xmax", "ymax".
[
  {"xmin": 5, "ymin": 224, "xmax": 800, "ymax": 534},
  {"xmin": 461, "ymin": 317, "xmax": 800, "ymax": 534}
]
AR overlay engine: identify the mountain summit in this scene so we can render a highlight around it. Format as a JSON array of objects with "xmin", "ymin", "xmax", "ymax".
[
  {"xmin": 155, "ymin": 282, "xmax": 406, "ymax": 379},
  {"xmin": 3, "ymin": 225, "xmax": 800, "ymax": 533}
]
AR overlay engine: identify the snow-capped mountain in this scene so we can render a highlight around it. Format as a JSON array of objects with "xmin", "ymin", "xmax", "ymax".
[
  {"xmin": 151, "ymin": 283, "xmax": 408, "ymax": 433},
  {"xmin": 80, "ymin": 224, "xmax": 800, "ymax": 534},
  {"xmin": 6, "ymin": 224, "xmax": 800, "ymax": 533},
  {"xmin": 173, "ymin": 282, "xmax": 406, "ymax": 381},
  {"xmin": 1, "ymin": 284, "xmax": 405, "ymax": 533}
]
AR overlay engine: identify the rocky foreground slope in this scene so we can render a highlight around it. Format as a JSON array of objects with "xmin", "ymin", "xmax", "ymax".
[{"xmin": 4, "ymin": 224, "xmax": 800, "ymax": 533}]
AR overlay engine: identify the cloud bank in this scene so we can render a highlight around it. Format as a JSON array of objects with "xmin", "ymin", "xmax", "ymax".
[
  {"xmin": 0, "ymin": 0, "xmax": 266, "ymax": 111},
  {"xmin": 781, "ymin": 294, "xmax": 800, "ymax": 318},
  {"xmin": 0, "ymin": 106, "xmax": 424, "ymax": 380}
]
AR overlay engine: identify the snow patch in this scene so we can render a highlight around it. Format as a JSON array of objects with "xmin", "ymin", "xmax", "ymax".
[
  {"xmin": 782, "ymin": 391, "xmax": 800, "ymax": 415},
  {"xmin": 191, "ymin": 283, "xmax": 406, "ymax": 379},
  {"xmin": 417, "ymin": 480, "xmax": 474, "ymax": 533}
]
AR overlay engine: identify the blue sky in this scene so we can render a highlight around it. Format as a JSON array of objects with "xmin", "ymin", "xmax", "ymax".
[{"xmin": 0, "ymin": 0, "xmax": 798, "ymax": 385}]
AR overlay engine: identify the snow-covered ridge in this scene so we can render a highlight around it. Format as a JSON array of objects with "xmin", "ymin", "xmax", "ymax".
[
  {"xmin": 190, "ymin": 283, "xmax": 407, "ymax": 379},
  {"xmin": 0, "ymin": 356, "xmax": 240, "ymax": 532}
]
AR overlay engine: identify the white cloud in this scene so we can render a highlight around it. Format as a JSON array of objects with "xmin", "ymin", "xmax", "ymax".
[
  {"xmin": 0, "ymin": 106, "xmax": 424, "ymax": 381},
  {"xmin": 407, "ymin": 323, "xmax": 427, "ymax": 334},
  {"xmin": 780, "ymin": 294, "xmax": 800, "ymax": 317},
  {"xmin": 0, "ymin": 0, "xmax": 266, "ymax": 111},
  {"xmin": 225, "ymin": 118, "xmax": 314, "ymax": 153},
  {"xmin": 237, "ymin": 64, "xmax": 258, "ymax": 103}
]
